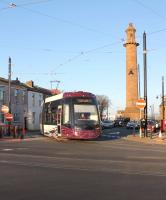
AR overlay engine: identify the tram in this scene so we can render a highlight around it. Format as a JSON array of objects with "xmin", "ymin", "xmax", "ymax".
[{"xmin": 40, "ymin": 91, "xmax": 101, "ymax": 139}]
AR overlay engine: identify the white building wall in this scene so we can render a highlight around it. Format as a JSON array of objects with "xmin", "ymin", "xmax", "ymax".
[{"xmin": 27, "ymin": 91, "xmax": 43, "ymax": 131}]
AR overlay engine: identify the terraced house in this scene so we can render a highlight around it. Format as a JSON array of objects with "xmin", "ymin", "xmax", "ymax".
[{"xmin": 0, "ymin": 77, "xmax": 52, "ymax": 131}]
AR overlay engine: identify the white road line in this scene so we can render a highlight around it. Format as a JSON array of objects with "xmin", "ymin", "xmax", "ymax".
[{"xmin": 1, "ymin": 148, "xmax": 13, "ymax": 151}]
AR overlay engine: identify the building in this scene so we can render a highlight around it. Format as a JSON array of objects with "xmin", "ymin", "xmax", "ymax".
[
  {"xmin": 123, "ymin": 23, "xmax": 140, "ymax": 120},
  {"xmin": 25, "ymin": 80, "xmax": 52, "ymax": 131},
  {"xmin": 0, "ymin": 77, "xmax": 28, "ymax": 127},
  {"xmin": 160, "ymin": 96, "xmax": 166, "ymax": 120},
  {"xmin": 0, "ymin": 77, "xmax": 53, "ymax": 131},
  {"xmin": 116, "ymin": 110, "xmax": 125, "ymax": 119}
]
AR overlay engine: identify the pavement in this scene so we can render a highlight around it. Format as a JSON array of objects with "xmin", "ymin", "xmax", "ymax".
[
  {"xmin": 1, "ymin": 128, "xmax": 166, "ymax": 146},
  {"xmin": 0, "ymin": 130, "xmax": 43, "ymax": 141},
  {"xmin": 124, "ymin": 131, "xmax": 166, "ymax": 145}
]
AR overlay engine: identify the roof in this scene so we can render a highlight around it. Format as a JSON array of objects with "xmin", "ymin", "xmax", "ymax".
[
  {"xmin": 0, "ymin": 76, "xmax": 52, "ymax": 95},
  {"xmin": 26, "ymin": 85, "xmax": 52, "ymax": 95}
]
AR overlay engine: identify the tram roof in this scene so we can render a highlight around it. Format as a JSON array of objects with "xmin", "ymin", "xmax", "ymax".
[{"xmin": 44, "ymin": 91, "xmax": 95, "ymax": 103}]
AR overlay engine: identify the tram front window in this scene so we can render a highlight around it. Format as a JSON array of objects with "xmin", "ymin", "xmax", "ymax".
[{"xmin": 74, "ymin": 104, "xmax": 99, "ymax": 130}]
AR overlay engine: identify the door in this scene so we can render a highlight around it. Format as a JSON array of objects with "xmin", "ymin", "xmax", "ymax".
[{"xmin": 57, "ymin": 105, "xmax": 62, "ymax": 136}]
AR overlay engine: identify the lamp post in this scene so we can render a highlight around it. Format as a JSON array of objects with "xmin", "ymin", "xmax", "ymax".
[
  {"xmin": 162, "ymin": 76, "xmax": 165, "ymax": 120},
  {"xmin": 161, "ymin": 76, "xmax": 165, "ymax": 133},
  {"xmin": 157, "ymin": 76, "xmax": 165, "ymax": 137},
  {"xmin": 143, "ymin": 32, "xmax": 148, "ymax": 137}
]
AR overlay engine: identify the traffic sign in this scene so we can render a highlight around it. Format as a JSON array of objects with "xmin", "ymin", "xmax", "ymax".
[
  {"xmin": 1, "ymin": 105, "xmax": 9, "ymax": 114},
  {"xmin": 136, "ymin": 99, "xmax": 146, "ymax": 109},
  {"xmin": 5, "ymin": 113, "xmax": 13, "ymax": 122}
]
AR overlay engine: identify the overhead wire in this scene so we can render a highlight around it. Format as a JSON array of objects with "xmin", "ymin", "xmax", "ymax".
[
  {"xmin": 53, "ymin": 40, "xmax": 124, "ymax": 72},
  {"xmin": 133, "ymin": 0, "xmax": 166, "ymax": 21},
  {"xmin": 0, "ymin": 0, "xmax": 55, "ymax": 12},
  {"xmin": 0, "ymin": 0, "xmax": 112, "ymax": 36},
  {"xmin": 1, "ymin": 0, "xmax": 166, "ymax": 75},
  {"xmin": 14, "ymin": 0, "xmax": 55, "ymax": 7},
  {"xmin": 0, "ymin": 0, "xmax": 54, "ymax": 7},
  {"xmin": 12, "ymin": 72, "xmax": 65, "ymax": 76}
]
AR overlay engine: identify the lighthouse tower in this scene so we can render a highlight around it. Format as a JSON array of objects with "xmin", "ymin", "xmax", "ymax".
[{"xmin": 123, "ymin": 23, "xmax": 140, "ymax": 120}]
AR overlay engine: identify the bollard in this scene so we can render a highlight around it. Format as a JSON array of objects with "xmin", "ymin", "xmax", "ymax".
[
  {"xmin": 139, "ymin": 127, "xmax": 142, "ymax": 138},
  {"xmin": 133, "ymin": 126, "xmax": 136, "ymax": 136},
  {"xmin": 4, "ymin": 125, "xmax": 7, "ymax": 136},
  {"xmin": 20, "ymin": 127, "xmax": 25, "ymax": 139},
  {"xmin": 150, "ymin": 129, "xmax": 152, "ymax": 139},
  {"xmin": 159, "ymin": 129, "xmax": 162, "ymax": 138},
  {"xmin": 0, "ymin": 126, "xmax": 2, "ymax": 138},
  {"xmin": 13, "ymin": 126, "xmax": 18, "ymax": 138},
  {"xmin": 10, "ymin": 125, "xmax": 14, "ymax": 138}
]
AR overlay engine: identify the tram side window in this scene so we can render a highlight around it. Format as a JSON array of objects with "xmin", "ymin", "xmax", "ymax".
[
  {"xmin": 45, "ymin": 102, "xmax": 59, "ymax": 125},
  {"xmin": 63, "ymin": 104, "xmax": 71, "ymax": 127}
]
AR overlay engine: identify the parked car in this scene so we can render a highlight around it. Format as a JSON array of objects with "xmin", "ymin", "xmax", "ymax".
[
  {"xmin": 114, "ymin": 120, "xmax": 124, "ymax": 127},
  {"xmin": 101, "ymin": 120, "xmax": 115, "ymax": 129},
  {"xmin": 154, "ymin": 120, "xmax": 160, "ymax": 130},
  {"xmin": 126, "ymin": 121, "xmax": 140, "ymax": 129},
  {"xmin": 141, "ymin": 120, "xmax": 158, "ymax": 133},
  {"xmin": 147, "ymin": 120, "xmax": 156, "ymax": 133}
]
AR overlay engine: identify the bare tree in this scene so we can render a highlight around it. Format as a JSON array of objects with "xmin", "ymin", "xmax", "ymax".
[{"xmin": 96, "ymin": 95, "xmax": 110, "ymax": 120}]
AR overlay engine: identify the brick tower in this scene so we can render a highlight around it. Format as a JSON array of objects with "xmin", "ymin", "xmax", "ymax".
[{"xmin": 123, "ymin": 23, "xmax": 140, "ymax": 120}]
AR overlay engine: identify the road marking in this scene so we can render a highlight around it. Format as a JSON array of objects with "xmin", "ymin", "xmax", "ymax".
[{"xmin": 1, "ymin": 148, "xmax": 14, "ymax": 151}]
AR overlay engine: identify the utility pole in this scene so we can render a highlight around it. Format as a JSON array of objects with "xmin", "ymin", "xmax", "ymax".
[
  {"xmin": 8, "ymin": 57, "xmax": 11, "ymax": 135},
  {"xmin": 8, "ymin": 57, "xmax": 11, "ymax": 113},
  {"xmin": 50, "ymin": 80, "xmax": 60, "ymax": 89},
  {"xmin": 161, "ymin": 76, "xmax": 165, "ymax": 133},
  {"xmin": 162, "ymin": 76, "xmax": 165, "ymax": 120},
  {"xmin": 143, "ymin": 32, "xmax": 148, "ymax": 137}
]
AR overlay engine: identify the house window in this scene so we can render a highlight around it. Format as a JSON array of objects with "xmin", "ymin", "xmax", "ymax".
[
  {"xmin": 15, "ymin": 89, "xmax": 19, "ymax": 96},
  {"xmin": 39, "ymin": 95, "xmax": 42, "ymax": 106},
  {"xmin": 32, "ymin": 112, "xmax": 35, "ymax": 124},
  {"xmin": 22, "ymin": 91, "xmax": 26, "ymax": 104},
  {"xmin": 0, "ymin": 90, "xmax": 3, "ymax": 100},
  {"xmin": 32, "ymin": 93, "xmax": 35, "ymax": 106},
  {"xmin": 14, "ymin": 113, "xmax": 20, "ymax": 122},
  {"xmin": 15, "ymin": 89, "xmax": 19, "ymax": 104},
  {"xmin": 0, "ymin": 90, "xmax": 5, "ymax": 103}
]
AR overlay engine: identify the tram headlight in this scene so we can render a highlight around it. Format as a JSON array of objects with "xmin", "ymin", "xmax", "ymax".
[
  {"xmin": 75, "ymin": 127, "xmax": 81, "ymax": 132},
  {"xmin": 74, "ymin": 127, "xmax": 81, "ymax": 136}
]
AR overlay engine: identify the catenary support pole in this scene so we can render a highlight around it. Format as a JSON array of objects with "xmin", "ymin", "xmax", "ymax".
[{"xmin": 143, "ymin": 32, "xmax": 148, "ymax": 137}]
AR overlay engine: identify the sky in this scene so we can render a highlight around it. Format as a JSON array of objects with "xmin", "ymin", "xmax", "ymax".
[{"xmin": 0, "ymin": 0, "xmax": 166, "ymax": 115}]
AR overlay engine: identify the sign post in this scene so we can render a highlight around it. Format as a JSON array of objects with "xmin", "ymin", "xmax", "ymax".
[{"xmin": 136, "ymin": 99, "xmax": 146, "ymax": 137}]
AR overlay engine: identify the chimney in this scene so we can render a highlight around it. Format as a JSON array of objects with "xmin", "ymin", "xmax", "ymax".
[{"xmin": 26, "ymin": 80, "xmax": 34, "ymax": 87}]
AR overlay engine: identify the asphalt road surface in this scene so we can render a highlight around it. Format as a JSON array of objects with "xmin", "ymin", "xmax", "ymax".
[{"xmin": 0, "ymin": 128, "xmax": 166, "ymax": 200}]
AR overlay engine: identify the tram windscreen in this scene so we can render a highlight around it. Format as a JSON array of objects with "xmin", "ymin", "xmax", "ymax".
[{"xmin": 74, "ymin": 99, "xmax": 99, "ymax": 129}]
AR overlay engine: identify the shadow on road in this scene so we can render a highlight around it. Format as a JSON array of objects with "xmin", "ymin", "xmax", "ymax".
[{"xmin": 96, "ymin": 127, "xmax": 137, "ymax": 141}]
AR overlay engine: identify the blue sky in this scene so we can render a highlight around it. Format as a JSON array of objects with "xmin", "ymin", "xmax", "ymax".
[{"xmin": 0, "ymin": 0, "xmax": 166, "ymax": 115}]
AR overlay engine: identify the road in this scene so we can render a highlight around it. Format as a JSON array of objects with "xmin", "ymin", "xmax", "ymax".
[{"xmin": 0, "ymin": 128, "xmax": 166, "ymax": 200}]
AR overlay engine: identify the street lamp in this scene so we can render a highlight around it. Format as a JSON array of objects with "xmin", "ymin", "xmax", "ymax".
[
  {"xmin": 157, "ymin": 76, "xmax": 165, "ymax": 137},
  {"xmin": 161, "ymin": 76, "xmax": 165, "ymax": 132},
  {"xmin": 162, "ymin": 76, "xmax": 165, "ymax": 120}
]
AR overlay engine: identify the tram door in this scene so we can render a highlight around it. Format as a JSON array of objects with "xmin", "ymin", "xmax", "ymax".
[{"xmin": 57, "ymin": 105, "xmax": 62, "ymax": 136}]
